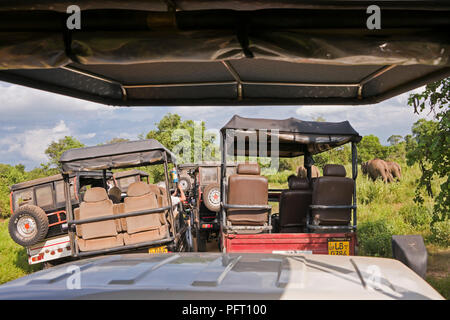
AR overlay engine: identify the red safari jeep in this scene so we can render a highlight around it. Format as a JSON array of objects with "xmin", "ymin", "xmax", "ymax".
[{"xmin": 219, "ymin": 115, "xmax": 361, "ymax": 256}]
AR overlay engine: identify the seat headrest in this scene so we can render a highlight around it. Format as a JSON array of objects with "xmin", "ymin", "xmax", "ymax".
[
  {"xmin": 288, "ymin": 177, "xmax": 309, "ymax": 190},
  {"xmin": 323, "ymin": 164, "xmax": 346, "ymax": 177},
  {"xmin": 147, "ymin": 184, "xmax": 161, "ymax": 195},
  {"xmin": 127, "ymin": 181, "xmax": 152, "ymax": 197},
  {"xmin": 237, "ymin": 163, "xmax": 260, "ymax": 175},
  {"xmin": 83, "ymin": 187, "xmax": 109, "ymax": 203}
]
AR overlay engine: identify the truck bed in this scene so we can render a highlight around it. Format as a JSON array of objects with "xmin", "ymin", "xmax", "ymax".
[{"xmin": 223, "ymin": 232, "xmax": 357, "ymax": 255}]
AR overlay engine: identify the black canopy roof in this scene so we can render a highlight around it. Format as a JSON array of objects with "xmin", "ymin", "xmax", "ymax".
[
  {"xmin": 0, "ymin": 1, "xmax": 449, "ymax": 106},
  {"xmin": 221, "ymin": 115, "xmax": 361, "ymax": 157},
  {"xmin": 60, "ymin": 139, "xmax": 176, "ymax": 173},
  {"xmin": 113, "ymin": 169, "xmax": 149, "ymax": 179}
]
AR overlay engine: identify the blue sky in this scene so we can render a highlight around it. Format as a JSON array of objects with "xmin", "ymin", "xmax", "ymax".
[{"xmin": 0, "ymin": 81, "xmax": 432, "ymax": 170}]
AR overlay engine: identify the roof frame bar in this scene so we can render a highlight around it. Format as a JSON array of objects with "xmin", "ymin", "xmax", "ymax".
[{"xmin": 60, "ymin": 62, "xmax": 398, "ymax": 101}]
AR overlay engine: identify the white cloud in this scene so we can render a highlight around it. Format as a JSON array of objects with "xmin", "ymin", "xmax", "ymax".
[
  {"xmin": 0, "ymin": 83, "xmax": 113, "ymax": 123},
  {"xmin": 0, "ymin": 120, "xmax": 71, "ymax": 163},
  {"xmin": 79, "ymin": 132, "xmax": 97, "ymax": 139}
]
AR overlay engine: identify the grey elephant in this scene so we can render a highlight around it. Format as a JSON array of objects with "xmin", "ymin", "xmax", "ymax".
[
  {"xmin": 361, "ymin": 158, "xmax": 394, "ymax": 183},
  {"xmin": 386, "ymin": 161, "xmax": 402, "ymax": 181}
]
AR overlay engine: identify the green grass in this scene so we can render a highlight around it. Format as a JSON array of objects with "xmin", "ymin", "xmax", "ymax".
[
  {"xmin": 426, "ymin": 246, "xmax": 450, "ymax": 299},
  {"xmin": 0, "ymin": 219, "xmax": 42, "ymax": 284}
]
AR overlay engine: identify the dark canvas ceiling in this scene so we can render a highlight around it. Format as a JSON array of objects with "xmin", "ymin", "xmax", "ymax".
[{"xmin": 0, "ymin": 1, "xmax": 449, "ymax": 106}]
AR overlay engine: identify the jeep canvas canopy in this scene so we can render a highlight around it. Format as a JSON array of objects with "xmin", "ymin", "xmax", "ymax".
[
  {"xmin": 113, "ymin": 169, "xmax": 149, "ymax": 179},
  {"xmin": 0, "ymin": 1, "xmax": 449, "ymax": 106},
  {"xmin": 60, "ymin": 139, "xmax": 177, "ymax": 173},
  {"xmin": 221, "ymin": 115, "xmax": 362, "ymax": 157}
]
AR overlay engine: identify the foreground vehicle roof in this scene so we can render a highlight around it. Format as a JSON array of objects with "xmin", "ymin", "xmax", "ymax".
[
  {"xmin": 0, "ymin": 253, "xmax": 442, "ymax": 300},
  {"xmin": 222, "ymin": 115, "xmax": 362, "ymax": 157},
  {"xmin": 60, "ymin": 139, "xmax": 176, "ymax": 173},
  {"xmin": 0, "ymin": 1, "xmax": 448, "ymax": 106}
]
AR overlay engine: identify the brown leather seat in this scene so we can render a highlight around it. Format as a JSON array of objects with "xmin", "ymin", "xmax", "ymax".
[
  {"xmin": 279, "ymin": 177, "xmax": 312, "ymax": 233},
  {"xmin": 227, "ymin": 163, "xmax": 269, "ymax": 226},
  {"xmin": 75, "ymin": 187, "xmax": 124, "ymax": 252},
  {"xmin": 311, "ymin": 164, "xmax": 354, "ymax": 226},
  {"xmin": 121, "ymin": 182, "xmax": 168, "ymax": 245}
]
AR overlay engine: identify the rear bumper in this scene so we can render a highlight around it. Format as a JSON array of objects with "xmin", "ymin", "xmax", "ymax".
[
  {"xmin": 27, "ymin": 235, "xmax": 71, "ymax": 264},
  {"xmin": 223, "ymin": 232, "xmax": 357, "ymax": 255}
]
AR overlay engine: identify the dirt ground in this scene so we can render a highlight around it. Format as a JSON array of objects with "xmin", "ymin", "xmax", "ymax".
[{"xmin": 192, "ymin": 236, "xmax": 220, "ymax": 253}]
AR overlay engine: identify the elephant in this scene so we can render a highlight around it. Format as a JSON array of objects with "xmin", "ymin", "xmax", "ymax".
[
  {"xmin": 386, "ymin": 161, "xmax": 402, "ymax": 181},
  {"xmin": 297, "ymin": 165, "xmax": 320, "ymax": 178},
  {"xmin": 361, "ymin": 158, "xmax": 394, "ymax": 183}
]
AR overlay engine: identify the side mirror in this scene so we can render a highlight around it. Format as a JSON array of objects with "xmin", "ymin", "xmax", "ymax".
[{"xmin": 392, "ymin": 235, "xmax": 427, "ymax": 279}]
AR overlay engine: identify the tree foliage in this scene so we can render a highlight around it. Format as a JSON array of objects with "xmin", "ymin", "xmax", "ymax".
[
  {"xmin": 387, "ymin": 134, "xmax": 403, "ymax": 146},
  {"xmin": 407, "ymin": 78, "xmax": 449, "ymax": 222},
  {"xmin": 44, "ymin": 136, "xmax": 85, "ymax": 169},
  {"xmin": 357, "ymin": 135, "xmax": 387, "ymax": 163},
  {"xmin": 0, "ymin": 164, "xmax": 56, "ymax": 218},
  {"xmin": 144, "ymin": 113, "xmax": 218, "ymax": 182}
]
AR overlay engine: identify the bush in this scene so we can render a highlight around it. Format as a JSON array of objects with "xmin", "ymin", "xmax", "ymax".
[
  {"xmin": 358, "ymin": 179, "xmax": 386, "ymax": 205},
  {"xmin": 399, "ymin": 204, "xmax": 433, "ymax": 230},
  {"xmin": 429, "ymin": 220, "xmax": 450, "ymax": 247},
  {"xmin": 358, "ymin": 219, "xmax": 393, "ymax": 257},
  {"xmin": 266, "ymin": 170, "xmax": 294, "ymax": 184}
]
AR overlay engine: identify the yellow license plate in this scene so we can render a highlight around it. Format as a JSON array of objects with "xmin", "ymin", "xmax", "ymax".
[
  {"xmin": 328, "ymin": 240, "xmax": 350, "ymax": 256},
  {"xmin": 148, "ymin": 246, "xmax": 168, "ymax": 254}
]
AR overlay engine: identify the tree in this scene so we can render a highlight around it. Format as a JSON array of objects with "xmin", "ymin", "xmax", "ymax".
[
  {"xmin": 144, "ymin": 113, "xmax": 218, "ymax": 182},
  {"xmin": 407, "ymin": 78, "xmax": 449, "ymax": 222},
  {"xmin": 45, "ymin": 136, "xmax": 85, "ymax": 169},
  {"xmin": 387, "ymin": 135, "xmax": 403, "ymax": 146},
  {"xmin": 357, "ymin": 135, "xmax": 388, "ymax": 163},
  {"xmin": 404, "ymin": 134, "xmax": 416, "ymax": 150}
]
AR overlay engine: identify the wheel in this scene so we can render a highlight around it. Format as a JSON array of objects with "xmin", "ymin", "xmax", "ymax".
[
  {"xmin": 202, "ymin": 183, "xmax": 221, "ymax": 212},
  {"xmin": 185, "ymin": 225, "xmax": 194, "ymax": 252},
  {"xmin": 9, "ymin": 205, "xmax": 49, "ymax": 247},
  {"xmin": 178, "ymin": 175, "xmax": 192, "ymax": 191},
  {"xmin": 197, "ymin": 230, "xmax": 207, "ymax": 252}
]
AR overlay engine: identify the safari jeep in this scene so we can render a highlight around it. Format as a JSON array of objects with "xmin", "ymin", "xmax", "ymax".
[
  {"xmin": 58, "ymin": 139, "xmax": 192, "ymax": 260},
  {"xmin": 219, "ymin": 115, "xmax": 361, "ymax": 255},
  {"xmin": 8, "ymin": 170, "xmax": 150, "ymax": 266},
  {"xmin": 178, "ymin": 163, "xmax": 238, "ymax": 251}
]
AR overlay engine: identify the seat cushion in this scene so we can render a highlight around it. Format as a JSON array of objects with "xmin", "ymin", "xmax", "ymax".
[
  {"xmin": 323, "ymin": 164, "xmax": 346, "ymax": 177},
  {"xmin": 227, "ymin": 173, "xmax": 268, "ymax": 225},
  {"xmin": 237, "ymin": 163, "xmax": 260, "ymax": 175},
  {"xmin": 312, "ymin": 176, "xmax": 354, "ymax": 225},
  {"xmin": 127, "ymin": 181, "xmax": 152, "ymax": 197},
  {"xmin": 123, "ymin": 225, "xmax": 169, "ymax": 245},
  {"xmin": 279, "ymin": 189, "xmax": 312, "ymax": 232},
  {"xmin": 78, "ymin": 198, "xmax": 117, "ymax": 240},
  {"xmin": 123, "ymin": 192, "xmax": 161, "ymax": 234},
  {"xmin": 77, "ymin": 234, "xmax": 124, "ymax": 252},
  {"xmin": 83, "ymin": 187, "xmax": 109, "ymax": 203}
]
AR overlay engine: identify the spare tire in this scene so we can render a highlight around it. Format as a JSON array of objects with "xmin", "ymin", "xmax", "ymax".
[
  {"xmin": 178, "ymin": 175, "xmax": 192, "ymax": 191},
  {"xmin": 9, "ymin": 205, "xmax": 49, "ymax": 247},
  {"xmin": 202, "ymin": 183, "xmax": 221, "ymax": 212}
]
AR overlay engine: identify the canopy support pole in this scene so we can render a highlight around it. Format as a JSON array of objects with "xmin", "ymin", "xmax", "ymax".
[
  {"xmin": 351, "ymin": 142, "xmax": 358, "ymax": 229},
  {"xmin": 164, "ymin": 153, "xmax": 176, "ymax": 239},
  {"xmin": 63, "ymin": 173, "xmax": 77, "ymax": 256}
]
